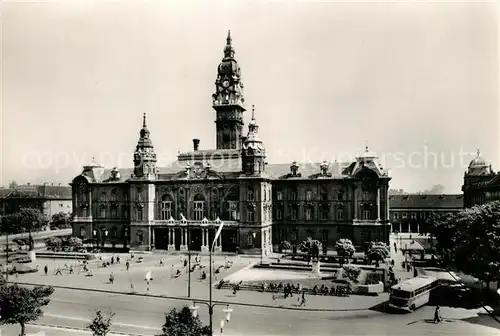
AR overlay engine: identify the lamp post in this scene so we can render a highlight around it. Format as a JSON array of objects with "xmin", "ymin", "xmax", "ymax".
[
  {"xmin": 93, "ymin": 228, "xmax": 108, "ymax": 249},
  {"xmin": 188, "ymin": 218, "xmax": 191, "ymax": 298},
  {"xmin": 189, "ymin": 217, "xmax": 228, "ymax": 335},
  {"xmin": 252, "ymin": 232, "xmax": 262, "ymax": 265},
  {"xmin": 190, "ymin": 302, "xmax": 233, "ymax": 336}
]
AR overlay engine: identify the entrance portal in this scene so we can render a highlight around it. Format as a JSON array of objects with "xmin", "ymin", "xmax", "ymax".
[
  {"xmin": 154, "ymin": 228, "xmax": 169, "ymax": 250},
  {"xmin": 189, "ymin": 228, "xmax": 202, "ymax": 251}
]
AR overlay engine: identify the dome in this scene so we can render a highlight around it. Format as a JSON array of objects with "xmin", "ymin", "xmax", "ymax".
[
  {"xmin": 469, "ymin": 150, "xmax": 487, "ymax": 168},
  {"xmin": 358, "ymin": 145, "xmax": 377, "ymax": 160}
]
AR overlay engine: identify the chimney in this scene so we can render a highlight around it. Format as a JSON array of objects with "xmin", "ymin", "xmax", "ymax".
[{"xmin": 193, "ymin": 138, "xmax": 200, "ymax": 151}]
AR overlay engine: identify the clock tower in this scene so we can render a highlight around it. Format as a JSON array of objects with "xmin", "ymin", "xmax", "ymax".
[{"xmin": 212, "ymin": 31, "xmax": 246, "ymax": 150}]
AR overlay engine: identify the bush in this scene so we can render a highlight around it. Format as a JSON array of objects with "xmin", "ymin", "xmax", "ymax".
[
  {"xmin": 280, "ymin": 241, "xmax": 291, "ymax": 250},
  {"xmin": 45, "ymin": 237, "xmax": 62, "ymax": 251},
  {"xmin": 366, "ymin": 242, "xmax": 390, "ymax": 262},
  {"xmin": 335, "ymin": 239, "xmax": 356, "ymax": 258},
  {"xmin": 342, "ymin": 265, "xmax": 361, "ymax": 283},
  {"xmin": 365, "ymin": 272, "xmax": 382, "ymax": 285},
  {"xmin": 299, "ymin": 237, "xmax": 322, "ymax": 258}
]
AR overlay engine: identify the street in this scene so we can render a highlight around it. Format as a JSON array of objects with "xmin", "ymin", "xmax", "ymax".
[{"xmin": 2, "ymin": 287, "xmax": 499, "ymax": 336}]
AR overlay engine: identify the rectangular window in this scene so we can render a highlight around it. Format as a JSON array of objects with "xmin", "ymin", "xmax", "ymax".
[
  {"xmin": 277, "ymin": 191, "xmax": 283, "ymax": 201},
  {"xmin": 228, "ymin": 201, "xmax": 238, "ymax": 221},
  {"xmin": 321, "ymin": 230, "xmax": 328, "ymax": 242},
  {"xmin": 362, "ymin": 209, "xmax": 370, "ymax": 220},
  {"xmin": 321, "ymin": 192, "xmax": 328, "ymax": 201},
  {"xmin": 277, "ymin": 208, "xmax": 282, "ymax": 220},
  {"xmin": 291, "ymin": 191, "xmax": 297, "ymax": 201},
  {"xmin": 137, "ymin": 208, "xmax": 143, "ymax": 221},
  {"xmin": 161, "ymin": 201, "xmax": 172, "ymax": 220},
  {"xmin": 247, "ymin": 210, "xmax": 255, "ymax": 222},
  {"xmin": 100, "ymin": 207, "xmax": 106, "ymax": 218},
  {"xmin": 194, "ymin": 201, "xmax": 204, "ymax": 221},
  {"xmin": 320, "ymin": 206, "xmax": 328, "ymax": 220},
  {"xmin": 123, "ymin": 208, "xmax": 128, "ymax": 219},
  {"xmin": 337, "ymin": 209, "xmax": 344, "ymax": 220},
  {"xmin": 111, "ymin": 193, "xmax": 117, "ymax": 202},
  {"xmin": 411, "ymin": 212, "xmax": 416, "ymax": 220},
  {"xmin": 264, "ymin": 186, "xmax": 267, "ymax": 202},
  {"xmin": 305, "ymin": 207, "xmax": 313, "ymax": 220},
  {"xmin": 394, "ymin": 212, "xmax": 399, "ymax": 220},
  {"xmin": 291, "ymin": 208, "xmax": 298, "ymax": 220},
  {"xmin": 247, "ymin": 233, "xmax": 253, "ymax": 246},
  {"xmin": 111, "ymin": 207, "xmax": 118, "ymax": 219},
  {"xmin": 402, "ymin": 212, "xmax": 407, "ymax": 219},
  {"xmin": 290, "ymin": 230, "xmax": 297, "ymax": 242},
  {"xmin": 337, "ymin": 192, "xmax": 344, "ymax": 201},
  {"xmin": 306, "ymin": 190, "xmax": 313, "ymax": 201}
]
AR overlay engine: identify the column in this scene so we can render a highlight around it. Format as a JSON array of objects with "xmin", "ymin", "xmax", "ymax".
[
  {"xmin": 376, "ymin": 187, "xmax": 381, "ymax": 220},
  {"xmin": 353, "ymin": 187, "xmax": 358, "ymax": 220},
  {"xmin": 202, "ymin": 228, "xmax": 205, "ymax": 247},
  {"xmin": 184, "ymin": 228, "xmax": 188, "ymax": 246}
]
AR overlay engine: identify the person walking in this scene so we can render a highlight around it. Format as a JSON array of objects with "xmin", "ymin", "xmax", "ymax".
[
  {"xmin": 55, "ymin": 267, "xmax": 62, "ymax": 275},
  {"xmin": 126, "ymin": 261, "xmax": 130, "ymax": 271},
  {"xmin": 299, "ymin": 292, "xmax": 306, "ymax": 307},
  {"xmin": 109, "ymin": 272, "xmax": 115, "ymax": 284},
  {"xmin": 159, "ymin": 257, "xmax": 164, "ymax": 267},
  {"xmin": 433, "ymin": 306, "xmax": 442, "ymax": 323},
  {"xmin": 44, "ymin": 265, "xmax": 48, "ymax": 276}
]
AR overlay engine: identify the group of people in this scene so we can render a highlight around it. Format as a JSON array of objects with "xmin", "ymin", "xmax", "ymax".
[{"xmin": 311, "ymin": 284, "xmax": 351, "ymax": 297}]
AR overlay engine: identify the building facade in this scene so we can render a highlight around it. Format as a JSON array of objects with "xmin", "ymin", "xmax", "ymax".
[
  {"xmin": 389, "ymin": 194, "xmax": 463, "ymax": 234},
  {"xmin": 0, "ymin": 184, "xmax": 72, "ymax": 218},
  {"xmin": 71, "ymin": 33, "xmax": 392, "ymax": 256},
  {"xmin": 462, "ymin": 150, "xmax": 500, "ymax": 208}
]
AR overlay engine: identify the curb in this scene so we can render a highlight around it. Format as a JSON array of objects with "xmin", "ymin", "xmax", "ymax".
[
  {"xmin": 29, "ymin": 322, "xmax": 148, "ymax": 336},
  {"xmin": 15, "ymin": 281, "xmax": 376, "ymax": 312}
]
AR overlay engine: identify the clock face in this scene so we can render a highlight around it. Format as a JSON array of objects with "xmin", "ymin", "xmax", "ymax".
[{"xmin": 223, "ymin": 80, "xmax": 230, "ymax": 88}]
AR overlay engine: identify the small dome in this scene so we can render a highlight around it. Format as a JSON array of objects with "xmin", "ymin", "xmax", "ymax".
[
  {"xmin": 469, "ymin": 150, "xmax": 487, "ymax": 167},
  {"xmin": 359, "ymin": 145, "xmax": 377, "ymax": 159},
  {"xmin": 84, "ymin": 157, "xmax": 101, "ymax": 168}
]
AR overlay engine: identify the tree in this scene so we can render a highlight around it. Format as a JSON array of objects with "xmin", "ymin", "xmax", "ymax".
[
  {"xmin": 64, "ymin": 237, "xmax": 83, "ymax": 251},
  {"xmin": 366, "ymin": 242, "xmax": 390, "ymax": 262},
  {"xmin": 157, "ymin": 306, "xmax": 210, "ymax": 336},
  {"xmin": 335, "ymin": 238, "xmax": 356, "ymax": 265},
  {"xmin": 426, "ymin": 211, "xmax": 457, "ymax": 259},
  {"xmin": 51, "ymin": 212, "xmax": 72, "ymax": 229},
  {"xmin": 279, "ymin": 240, "xmax": 291, "ymax": 251},
  {"xmin": 0, "ymin": 213, "xmax": 22, "ymax": 234},
  {"xmin": 298, "ymin": 237, "xmax": 322, "ymax": 259},
  {"xmin": 87, "ymin": 310, "xmax": 115, "ymax": 336},
  {"xmin": 18, "ymin": 208, "xmax": 47, "ymax": 250},
  {"xmin": 0, "ymin": 284, "xmax": 54, "ymax": 335},
  {"xmin": 45, "ymin": 237, "xmax": 63, "ymax": 251},
  {"xmin": 451, "ymin": 202, "xmax": 500, "ymax": 286}
]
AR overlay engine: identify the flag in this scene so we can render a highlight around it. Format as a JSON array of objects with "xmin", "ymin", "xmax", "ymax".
[{"xmin": 213, "ymin": 220, "xmax": 225, "ymax": 245}]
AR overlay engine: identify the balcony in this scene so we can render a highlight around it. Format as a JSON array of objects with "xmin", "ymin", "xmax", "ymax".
[
  {"xmin": 153, "ymin": 216, "xmax": 239, "ymax": 227},
  {"xmin": 352, "ymin": 219, "xmax": 381, "ymax": 225}
]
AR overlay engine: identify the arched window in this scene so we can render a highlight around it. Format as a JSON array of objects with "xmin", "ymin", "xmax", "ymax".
[
  {"xmin": 336, "ymin": 208, "xmax": 344, "ymax": 220},
  {"xmin": 193, "ymin": 194, "xmax": 205, "ymax": 221},
  {"xmin": 111, "ymin": 226, "xmax": 118, "ymax": 238},
  {"xmin": 320, "ymin": 205, "xmax": 329, "ymax": 220},
  {"xmin": 111, "ymin": 191, "xmax": 117, "ymax": 202},
  {"xmin": 247, "ymin": 188, "xmax": 254, "ymax": 201},
  {"xmin": 100, "ymin": 192, "xmax": 106, "ymax": 202},
  {"xmin": 99, "ymin": 205, "xmax": 106, "ymax": 218},
  {"xmin": 291, "ymin": 190, "xmax": 298, "ymax": 201},
  {"xmin": 160, "ymin": 194, "xmax": 174, "ymax": 220},
  {"xmin": 223, "ymin": 192, "xmax": 239, "ymax": 221}
]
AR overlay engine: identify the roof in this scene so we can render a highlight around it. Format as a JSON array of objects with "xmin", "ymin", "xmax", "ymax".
[
  {"xmin": 389, "ymin": 194, "xmax": 463, "ymax": 209},
  {"xmin": 391, "ymin": 276, "xmax": 438, "ymax": 292},
  {"xmin": 0, "ymin": 185, "xmax": 72, "ymax": 199}
]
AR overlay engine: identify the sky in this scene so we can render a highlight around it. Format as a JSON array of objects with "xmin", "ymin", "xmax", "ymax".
[{"xmin": 1, "ymin": 0, "xmax": 499, "ymax": 193}]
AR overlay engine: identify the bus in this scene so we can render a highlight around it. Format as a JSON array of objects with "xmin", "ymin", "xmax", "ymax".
[{"xmin": 389, "ymin": 275, "xmax": 439, "ymax": 312}]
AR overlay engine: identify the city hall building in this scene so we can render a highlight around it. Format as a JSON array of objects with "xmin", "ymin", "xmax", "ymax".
[
  {"xmin": 462, "ymin": 150, "xmax": 500, "ymax": 208},
  {"xmin": 71, "ymin": 33, "xmax": 392, "ymax": 256}
]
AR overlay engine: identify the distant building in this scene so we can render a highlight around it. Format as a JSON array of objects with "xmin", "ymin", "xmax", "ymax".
[
  {"xmin": 462, "ymin": 150, "xmax": 500, "ymax": 207},
  {"xmin": 389, "ymin": 194, "xmax": 463, "ymax": 233},
  {"xmin": 70, "ymin": 32, "xmax": 393, "ymax": 255},
  {"xmin": 0, "ymin": 183, "xmax": 72, "ymax": 219}
]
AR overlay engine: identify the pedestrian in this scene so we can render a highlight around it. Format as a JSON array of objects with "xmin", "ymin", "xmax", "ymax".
[
  {"xmin": 69, "ymin": 266, "xmax": 74, "ymax": 274},
  {"xmin": 299, "ymin": 292, "xmax": 306, "ymax": 307},
  {"xmin": 44, "ymin": 265, "xmax": 48, "ymax": 276},
  {"xmin": 130, "ymin": 282, "xmax": 135, "ymax": 292},
  {"xmin": 433, "ymin": 306, "xmax": 441, "ymax": 323},
  {"xmin": 109, "ymin": 272, "xmax": 114, "ymax": 284},
  {"xmin": 126, "ymin": 261, "xmax": 130, "ymax": 271},
  {"xmin": 184, "ymin": 259, "xmax": 188, "ymax": 267},
  {"xmin": 55, "ymin": 267, "xmax": 62, "ymax": 275},
  {"xmin": 111, "ymin": 256, "xmax": 114, "ymax": 265},
  {"xmin": 116, "ymin": 256, "xmax": 121, "ymax": 264},
  {"xmin": 146, "ymin": 280, "xmax": 150, "ymax": 292},
  {"xmin": 159, "ymin": 257, "xmax": 164, "ymax": 267}
]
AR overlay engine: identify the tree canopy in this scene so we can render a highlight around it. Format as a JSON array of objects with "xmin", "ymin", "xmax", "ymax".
[
  {"xmin": 427, "ymin": 201, "xmax": 500, "ymax": 283},
  {"xmin": 335, "ymin": 238, "xmax": 356, "ymax": 257},
  {"xmin": 0, "ymin": 284, "xmax": 54, "ymax": 336},
  {"xmin": 366, "ymin": 242, "xmax": 390, "ymax": 262},
  {"xmin": 157, "ymin": 306, "xmax": 209, "ymax": 336},
  {"xmin": 51, "ymin": 212, "xmax": 72, "ymax": 229},
  {"xmin": 298, "ymin": 237, "xmax": 322, "ymax": 259},
  {"xmin": 87, "ymin": 310, "xmax": 115, "ymax": 336}
]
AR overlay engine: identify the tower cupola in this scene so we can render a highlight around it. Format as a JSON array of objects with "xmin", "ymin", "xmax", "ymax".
[
  {"xmin": 213, "ymin": 31, "xmax": 246, "ymax": 150},
  {"xmin": 242, "ymin": 105, "xmax": 266, "ymax": 176},
  {"xmin": 133, "ymin": 113, "xmax": 157, "ymax": 179}
]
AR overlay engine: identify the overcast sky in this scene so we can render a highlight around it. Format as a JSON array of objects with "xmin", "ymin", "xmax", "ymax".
[{"xmin": 1, "ymin": 1, "xmax": 498, "ymax": 193}]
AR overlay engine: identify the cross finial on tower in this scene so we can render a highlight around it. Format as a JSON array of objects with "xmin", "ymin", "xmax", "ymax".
[
  {"xmin": 252, "ymin": 105, "xmax": 255, "ymax": 120},
  {"xmin": 365, "ymin": 141, "xmax": 369, "ymax": 152},
  {"xmin": 143, "ymin": 113, "xmax": 147, "ymax": 127},
  {"xmin": 226, "ymin": 30, "xmax": 232, "ymax": 45}
]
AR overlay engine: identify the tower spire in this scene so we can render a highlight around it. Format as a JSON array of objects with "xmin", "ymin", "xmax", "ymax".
[
  {"xmin": 226, "ymin": 30, "xmax": 232, "ymax": 46},
  {"xmin": 477, "ymin": 148, "xmax": 480, "ymax": 157},
  {"xmin": 365, "ymin": 141, "xmax": 369, "ymax": 152},
  {"xmin": 143, "ymin": 113, "xmax": 147, "ymax": 128},
  {"xmin": 251, "ymin": 104, "xmax": 255, "ymax": 120}
]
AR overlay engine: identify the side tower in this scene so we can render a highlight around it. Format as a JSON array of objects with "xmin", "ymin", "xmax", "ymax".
[
  {"xmin": 242, "ymin": 106, "xmax": 266, "ymax": 176},
  {"xmin": 130, "ymin": 114, "xmax": 157, "ymax": 251},
  {"xmin": 212, "ymin": 31, "xmax": 246, "ymax": 150}
]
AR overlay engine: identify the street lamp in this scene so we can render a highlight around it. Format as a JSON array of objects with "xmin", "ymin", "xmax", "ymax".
[
  {"xmin": 190, "ymin": 302, "xmax": 233, "ymax": 336},
  {"xmin": 252, "ymin": 232, "xmax": 262, "ymax": 264},
  {"xmin": 93, "ymin": 228, "xmax": 108, "ymax": 249}
]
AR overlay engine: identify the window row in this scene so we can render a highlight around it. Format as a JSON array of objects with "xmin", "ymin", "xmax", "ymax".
[
  {"xmin": 276, "ymin": 190, "xmax": 345, "ymax": 201},
  {"xmin": 275, "ymin": 208, "xmax": 345, "ymax": 221},
  {"xmin": 391, "ymin": 211, "xmax": 454, "ymax": 220}
]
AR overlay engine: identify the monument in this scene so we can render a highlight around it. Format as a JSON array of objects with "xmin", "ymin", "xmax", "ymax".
[{"xmin": 310, "ymin": 242, "xmax": 321, "ymax": 274}]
